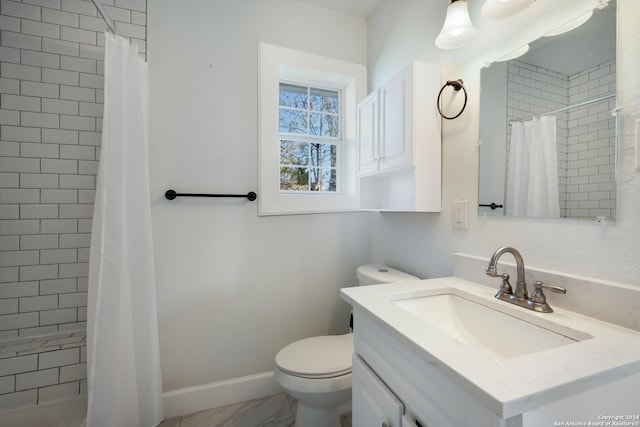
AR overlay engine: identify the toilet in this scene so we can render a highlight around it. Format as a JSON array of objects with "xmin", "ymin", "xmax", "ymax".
[{"xmin": 274, "ymin": 264, "xmax": 420, "ymax": 427}]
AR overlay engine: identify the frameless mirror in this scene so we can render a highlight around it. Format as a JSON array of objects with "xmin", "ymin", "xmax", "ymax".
[{"xmin": 478, "ymin": 0, "xmax": 617, "ymax": 220}]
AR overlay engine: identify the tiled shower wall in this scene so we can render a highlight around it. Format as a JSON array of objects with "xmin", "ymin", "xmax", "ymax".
[
  {"xmin": 0, "ymin": 0, "xmax": 146, "ymax": 410},
  {"xmin": 506, "ymin": 59, "xmax": 616, "ymax": 219},
  {"xmin": 566, "ymin": 59, "xmax": 616, "ymax": 219}
]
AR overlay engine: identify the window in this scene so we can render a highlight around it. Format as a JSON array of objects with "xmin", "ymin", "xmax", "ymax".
[
  {"xmin": 258, "ymin": 42, "xmax": 366, "ymax": 216},
  {"xmin": 279, "ymin": 83, "xmax": 340, "ymax": 192}
]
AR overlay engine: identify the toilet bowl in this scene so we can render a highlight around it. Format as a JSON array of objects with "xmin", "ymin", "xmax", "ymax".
[{"xmin": 274, "ymin": 264, "xmax": 420, "ymax": 427}]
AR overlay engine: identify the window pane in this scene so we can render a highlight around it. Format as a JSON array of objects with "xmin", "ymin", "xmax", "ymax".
[
  {"xmin": 310, "ymin": 143, "xmax": 336, "ymax": 168},
  {"xmin": 279, "ymin": 108, "xmax": 308, "ymax": 134},
  {"xmin": 322, "ymin": 169, "xmax": 337, "ymax": 192},
  {"xmin": 309, "ymin": 113, "xmax": 339, "ymax": 137},
  {"xmin": 279, "ymin": 83, "xmax": 307, "ymax": 109},
  {"xmin": 280, "ymin": 140, "xmax": 309, "ymax": 166},
  {"xmin": 278, "ymin": 82, "xmax": 341, "ymax": 194},
  {"xmin": 310, "ymin": 87, "xmax": 339, "ymax": 114},
  {"xmin": 308, "ymin": 168, "xmax": 337, "ymax": 192},
  {"xmin": 280, "ymin": 166, "xmax": 309, "ymax": 191}
]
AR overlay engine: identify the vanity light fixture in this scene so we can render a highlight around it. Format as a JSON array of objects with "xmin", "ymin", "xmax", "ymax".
[
  {"xmin": 435, "ymin": 0, "xmax": 477, "ymax": 49},
  {"xmin": 481, "ymin": 0, "xmax": 534, "ymax": 19}
]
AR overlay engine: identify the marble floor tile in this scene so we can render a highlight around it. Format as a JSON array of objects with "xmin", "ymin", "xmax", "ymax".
[
  {"xmin": 160, "ymin": 393, "xmax": 295, "ymax": 427},
  {"xmin": 157, "ymin": 392, "xmax": 352, "ymax": 427}
]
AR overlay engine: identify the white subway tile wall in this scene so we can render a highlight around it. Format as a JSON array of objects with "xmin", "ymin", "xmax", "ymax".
[
  {"xmin": 0, "ymin": 0, "xmax": 146, "ymax": 411},
  {"xmin": 566, "ymin": 60, "xmax": 616, "ymax": 219},
  {"xmin": 506, "ymin": 59, "xmax": 616, "ymax": 219}
]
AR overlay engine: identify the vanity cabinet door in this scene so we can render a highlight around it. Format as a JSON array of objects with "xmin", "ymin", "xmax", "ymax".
[
  {"xmin": 402, "ymin": 415, "xmax": 422, "ymax": 427},
  {"xmin": 357, "ymin": 91, "xmax": 379, "ymax": 176},
  {"xmin": 352, "ymin": 354, "xmax": 403, "ymax": 427}
]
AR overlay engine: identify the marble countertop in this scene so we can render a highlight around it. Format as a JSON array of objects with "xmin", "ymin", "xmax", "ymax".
[{"xmin": 341, "ymin": 276, "xmax": 640, "ymax": 418}]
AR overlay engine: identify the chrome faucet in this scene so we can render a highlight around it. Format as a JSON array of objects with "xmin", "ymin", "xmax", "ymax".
[
  {"xmin": 486, "ymin": 246, "xmax": 528, "ymax": 299},
  {"xmin": 485, "ymin": 246, "xmax": 566, "ymax": 313}
]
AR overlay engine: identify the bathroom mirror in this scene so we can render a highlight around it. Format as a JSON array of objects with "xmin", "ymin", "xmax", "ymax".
[{"xmin": 478, "ymin": 0, "xmax": 617, "ymax": 220}]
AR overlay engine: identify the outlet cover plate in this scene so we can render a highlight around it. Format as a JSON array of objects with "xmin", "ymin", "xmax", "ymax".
[{"xmin": 453, "ymin": 200, "xmax": 469, "ymax": 230}]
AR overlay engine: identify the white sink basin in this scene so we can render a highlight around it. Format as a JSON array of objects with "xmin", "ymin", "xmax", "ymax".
[{"xmin": 393, "ymin": 291, "xmax": 589, "ymax": 360}]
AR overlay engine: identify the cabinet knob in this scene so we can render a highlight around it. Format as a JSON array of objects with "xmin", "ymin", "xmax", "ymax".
[{"xmin": 382, "ymin": 423, "xmax": 391, "ymax": 427}]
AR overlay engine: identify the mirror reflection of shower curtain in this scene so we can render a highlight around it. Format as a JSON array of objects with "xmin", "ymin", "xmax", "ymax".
[
  {"xmin": 87, "ymin": 33, "xmax": 163, "ymax": 427},
  {"xmin": 506, "ymin": 116, "xmax": 560, "ymax": 217}
]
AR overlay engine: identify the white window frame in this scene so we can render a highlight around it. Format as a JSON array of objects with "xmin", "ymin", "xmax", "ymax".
[{"xmin": 258, "ymin": 42, "xmax": 366, "ymax": 216}]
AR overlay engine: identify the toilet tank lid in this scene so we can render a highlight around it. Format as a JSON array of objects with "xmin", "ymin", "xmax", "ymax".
[{"xmin": 357, "ymin": 264, "xmax": 420, "ymax": 285}]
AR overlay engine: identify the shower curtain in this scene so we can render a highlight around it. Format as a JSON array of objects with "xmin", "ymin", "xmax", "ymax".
[
  {"xmin": 87, "ymin": 33, "xmax": 163, "ymax": 427},
  {"xmin": 506, "ymin": 115, "xmax": 560, "ymax": 217}
]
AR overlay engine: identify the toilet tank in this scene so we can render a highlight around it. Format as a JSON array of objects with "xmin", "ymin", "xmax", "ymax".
[{"xmin": 356, "ymin": 264, "xmax": 420, "ymax": 286}]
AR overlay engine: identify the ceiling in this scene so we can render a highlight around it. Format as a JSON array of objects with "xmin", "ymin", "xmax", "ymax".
[
  {"xmin": 519, "ymin": 3, "xmax": 616, "ymax": 76},
  {"xmin": 293, "ymin": 0, "xmax": 382, "ymax": 17},
  {"xmin": 291, "ymin": 0, "xmax": 616, "ymax": 77}
]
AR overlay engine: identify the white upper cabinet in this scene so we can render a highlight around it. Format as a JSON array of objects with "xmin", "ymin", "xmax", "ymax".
[
  {"xmin": 357, "ymin": 61, "xmax": 441, "ymax": 212},
  {"xmin": 357, "ymin": 91, "xmax": 379, "ymax": 176},
  {"xmin": 379, "ymin": 68, "xmax": 412, "ymax": 172}
]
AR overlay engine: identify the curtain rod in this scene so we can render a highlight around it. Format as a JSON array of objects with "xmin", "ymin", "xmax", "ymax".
[
  {"xmin": 91, "ymin": 0, "xmax": 118, "ymax": 34},
  {"xmin": 510, "ymin": 93, "xmax": 616, "ymax": 125}
]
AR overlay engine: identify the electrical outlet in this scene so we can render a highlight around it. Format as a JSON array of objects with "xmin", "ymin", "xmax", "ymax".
[{"xmin": 453, "ymin": 200, "xmax": 468, "ymax": 230}]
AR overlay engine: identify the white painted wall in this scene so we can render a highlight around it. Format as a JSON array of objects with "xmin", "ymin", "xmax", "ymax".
[
  {"xmin": 146, "ymin": 0, "xmax": 639, "ymax": 398},
  {"xmin": 368, "ymin": 0, "xmax": 640, "ymax": 284},
  {"xmin": 147, "ymin": 0, "xmax": 370, "ymax": 391}
]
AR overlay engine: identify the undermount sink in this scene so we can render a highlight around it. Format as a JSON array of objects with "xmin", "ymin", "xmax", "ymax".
[{"xmin": 392, "ymin": 291, "xmax": 591, "ymax": 360}]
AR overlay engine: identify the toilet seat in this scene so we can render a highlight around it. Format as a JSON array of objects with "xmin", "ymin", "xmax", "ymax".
[{"xmin": 275, "ymin": 333, "xmax": 353, "ymax": 379}]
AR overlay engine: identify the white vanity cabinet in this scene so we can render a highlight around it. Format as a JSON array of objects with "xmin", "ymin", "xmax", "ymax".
[
  {"xmin": 351, "ymin": 307, "xmax": 502, "ymax": 427},
  {"xmin": 344, "ymin": 274, "xmax": 640, "ymax": 427},
  {"xmin": 357, "ymin": 61, "xmax": 441, "ymax": 212},
  {"xmin": 401, "ymin": 416, "xmax": 421, "ymax": 427},
  {"xmin": 352, "ymin": 354, "xmax": 403, "ymax": 427},
  {"xmin": 350, "ymin": 304, "xmax": 640, "ymax": 427}
]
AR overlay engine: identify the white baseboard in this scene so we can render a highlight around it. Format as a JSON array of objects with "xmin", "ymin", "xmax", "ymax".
[{"xmin": 162, "ymin": 371, "xmax": 284, "ymax": 419}]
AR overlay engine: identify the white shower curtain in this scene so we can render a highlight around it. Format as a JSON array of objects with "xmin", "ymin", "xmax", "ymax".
[
  {"xmin": 506, "ymin": 115, "xmax": 560, "ymax": 217},
  {"xmin": 87, "ymin": 33, "xmax": 163, "ymax": 427}
]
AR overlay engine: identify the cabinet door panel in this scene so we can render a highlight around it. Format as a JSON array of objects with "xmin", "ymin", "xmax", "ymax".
[
  {"xmin": 358, "ymin": 92, "xmax": 379, "ymax": 175},
  {"xmin": 402, "ymin": 415, "xmax": 421, "ymax": 427},
  {"xmin": 380, "ymin": 69, "xmax": 411, "ymax": 171},
  {"xmin": 353, "ymin": 355, "xmax": 403, "ymax": 427}
]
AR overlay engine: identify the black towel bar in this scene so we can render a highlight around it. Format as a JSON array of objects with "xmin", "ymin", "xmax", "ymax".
[
  {"xmin": 165, "ymin": 189, "xmax": 257, "ymax": 201},
  {"xmin": 479, "ymin": 202, "xmax": 503, "ymax": 210}
]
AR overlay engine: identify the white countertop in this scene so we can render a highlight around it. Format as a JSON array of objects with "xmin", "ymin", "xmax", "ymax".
[{"xmin": 341, "ymin": 276, "xmax": 640, "ymax": 417}]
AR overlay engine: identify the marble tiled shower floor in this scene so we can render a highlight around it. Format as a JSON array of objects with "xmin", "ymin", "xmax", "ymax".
[{"xmin": 158, "ymin": 393, "xmax": 352, "ymax": 427}]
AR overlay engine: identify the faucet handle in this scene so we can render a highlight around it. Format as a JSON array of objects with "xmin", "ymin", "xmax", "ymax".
[
  {"xmin": 533, "ymin": 281, "xmax": 566, "ymax": 295},
  {"xmin": 498, "ymin": 273, "xmax": 513, "ymax": 294},
  {"xmin": 491, "ymin": 272, "xmax": 514, "ymax": 300},
  {"xmin": 531, "ymin": 281, "xmax": 566, "ymax": 311}
]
